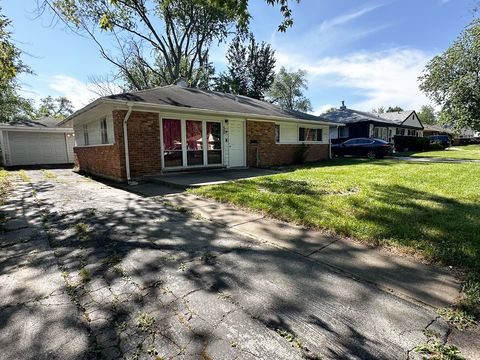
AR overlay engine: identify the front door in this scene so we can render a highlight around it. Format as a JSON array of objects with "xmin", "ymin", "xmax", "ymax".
[{"xmin": 228, "ymin": 120, "xmax": 245, "ymax": 167}]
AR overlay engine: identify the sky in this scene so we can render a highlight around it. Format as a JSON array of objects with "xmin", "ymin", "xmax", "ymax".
[{"xmin": 3, "ymin": 0, "xmax": 478, "ymax": 114}]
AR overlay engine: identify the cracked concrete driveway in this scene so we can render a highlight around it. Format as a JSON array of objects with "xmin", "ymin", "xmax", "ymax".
[{"xmin": 0, "ymin": 169, "xmax": 477, "ymax": 359}]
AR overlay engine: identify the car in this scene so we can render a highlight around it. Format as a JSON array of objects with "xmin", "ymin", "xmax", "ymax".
[
  {"xmin": 332, "ymin": 138, "xmax": 393, "ymax": 159},
  {"xmin": 428, "ymin": 135, "xmax": 452, "ymax": 149}
]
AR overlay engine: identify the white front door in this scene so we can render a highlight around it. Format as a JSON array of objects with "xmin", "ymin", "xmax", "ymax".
[{"xmin": 228, "ymin": 120, "xmax": 245, "ymax": 167}]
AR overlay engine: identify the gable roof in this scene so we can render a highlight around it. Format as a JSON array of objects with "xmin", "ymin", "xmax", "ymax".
[
  {"xmin": 100, "ymin": 85, "xmax": 332, "ymax": 124},
  {"xmin": 4, "ymin": 117, "xmax": 61, "ymax": 128},
  {"xmin": 319, "ymin": 108, "xmax": 400, "ymax": 126},
  {"xmin": 319, "ymin": 108, "xmax": 423, "ymax": 129},
  {"xmin": 377, "ymin": 110, "xmax": 415, "ymax": 125}
]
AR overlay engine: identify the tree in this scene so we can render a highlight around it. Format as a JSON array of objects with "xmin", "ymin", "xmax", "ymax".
[
  {"xmin": 386, "ymin": 106, "xmax": 404, "ymax": 113},
  {"xmin": 371, "ymin": 107, "xmax": 385, "ymax": 114},
  {"xmin": 267, "ymin": 67, "xmax": 312, "ymax": 112},
  {"xmin": 214, "ymin": 35, "xmax": 276, "ymax": 99},
  {"xmin": 35, "ymin": 96, "xmax": 74, "ymax": 120},
  {"xmin": 40, "ymin": 0, "xmax": 233, "ymax": 90},
  {"xmin": 417, "ymin": 105, "xmax": 437, "ymax": 125},
  {"xmin": 0, "ymin": 6, "xmax": 33, "ymax": 122},
  {"xmin": 419, "ymin": 20, "xmax": 480, "ymax": 131}
]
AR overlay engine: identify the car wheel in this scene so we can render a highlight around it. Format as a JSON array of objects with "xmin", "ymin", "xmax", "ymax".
[{"xmin": 367, "ymin": 151, "xmax": 376, "ymax": 159}]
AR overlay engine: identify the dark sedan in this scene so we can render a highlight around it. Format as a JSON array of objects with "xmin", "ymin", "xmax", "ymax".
[{"xmin": 332, "ymin": 138, "xmax": 393, "ymax": 159}]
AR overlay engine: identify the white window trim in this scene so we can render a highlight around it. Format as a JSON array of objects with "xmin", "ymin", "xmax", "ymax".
[
  {"xmin": 160, "ymin": 116, "xmax": 225, "ymax": 170},
  {"xmin": 275, "ymin": 123, "xmax": 328, "ymax": 144}
]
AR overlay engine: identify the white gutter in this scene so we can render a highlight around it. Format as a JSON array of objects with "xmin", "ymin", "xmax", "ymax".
[{"xmin": 122, "ymin": 103, "xmax": 134, "ymax": 184}]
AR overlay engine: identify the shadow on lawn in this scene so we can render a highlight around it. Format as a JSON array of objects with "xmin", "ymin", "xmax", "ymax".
[{"xmin": 0, "ymin": 170, "xmax": 461, "ymax": 359}]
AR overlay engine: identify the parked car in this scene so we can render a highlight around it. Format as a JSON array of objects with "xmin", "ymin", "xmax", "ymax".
[
  {"xmin": 332, "ymin": 138, "xmax": 393, "ymax": 159},
  {"xmin": 428, "ymin": 135, "xmax": 452, "ymax": 149}
]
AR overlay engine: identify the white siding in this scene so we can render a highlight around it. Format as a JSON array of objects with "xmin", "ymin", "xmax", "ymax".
[
  {"xmin": 276, "ymin": 122, "xmax": 329, "ymax": 144},
  {"xmin": 74, "ymin": 115, "xmax": 114, "ymax": 147},
  {"xmin": 402, "ymin": 113, "xmax": 422, "ymax": 128}
]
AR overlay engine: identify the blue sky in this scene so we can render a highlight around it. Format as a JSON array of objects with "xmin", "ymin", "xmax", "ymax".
[{"xmin": 3, "ymin": 0, "xmax": 477, "ymax": 113}]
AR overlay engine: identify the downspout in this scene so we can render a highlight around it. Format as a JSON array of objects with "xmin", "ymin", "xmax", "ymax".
[{"xmin": 123, "ymin": 103, "xmax": 135, "ymax": 184}]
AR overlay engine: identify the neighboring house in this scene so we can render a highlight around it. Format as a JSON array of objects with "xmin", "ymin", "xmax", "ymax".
[
  {"xmin": 458, "ymin": 127, "xmax": 480, "ymax": 139},
  {"xmin": 62, "ymin": 84, "xmax": 337, "ymax": 182},
  {"xmin": 422, "ymin": 124, "xmax": 455, "ymax": 137},
  {"xmin": 324, "ymin": 103, "xmax": 423, "ymax": 143},
  {"xmin": 0, "ymin": 117, "xmax": 75, "ymax": 166}
]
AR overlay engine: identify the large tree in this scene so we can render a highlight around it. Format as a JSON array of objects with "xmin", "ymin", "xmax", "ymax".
[
  {"xmin": 267, "ymin": 67, "xmax": 312, "ymax": 112},
  {"xmin": 0, "ymin": 6, "xmax": 33, "ymax": 122},
  {"xmin": 35, "ymin": 96, "xmax": 74, "ymax": 120},
  {"xmin": 40, "ymin": 0, "xmax": 233, "ymax": 90},
  {"xmin": 215, "ymin": 35, "xmax": 276, "ymax": 99},
  {"xmin": 417, "ymin": 105, "xmax": 437, "ymax": 125},
  {"xmin": 40, "ymin": 0, "xmax": 298, "ymax": 91},
  {"xmin": 419, "ymin": 20, "xmax": 480, "ymax": 131}
]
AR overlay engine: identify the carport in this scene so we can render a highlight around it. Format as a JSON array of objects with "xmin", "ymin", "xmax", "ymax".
[{"xmin": 0, "ymin": 117, "xmax": 75, "ymax": 167}]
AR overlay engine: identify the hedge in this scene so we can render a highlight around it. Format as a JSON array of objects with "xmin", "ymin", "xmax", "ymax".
[{"xmin": 393, "ymin": 136, "xmax": 430, "ymax": 152}]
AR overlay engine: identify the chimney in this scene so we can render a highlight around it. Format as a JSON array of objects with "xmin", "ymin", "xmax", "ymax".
[{"xmin": 340, "ymin": 100, "xmax": 347, "ymax": 110}]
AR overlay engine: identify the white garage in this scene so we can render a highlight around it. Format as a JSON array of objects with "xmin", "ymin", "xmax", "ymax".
[{"xmin": 0, "ymin": 117, "xmax": 74, "ymax": 167}]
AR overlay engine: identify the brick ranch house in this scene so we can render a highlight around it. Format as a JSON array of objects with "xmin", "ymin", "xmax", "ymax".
[{"xmin": 62, "ymin": 85, "xmax": 338, "ymax": 182}]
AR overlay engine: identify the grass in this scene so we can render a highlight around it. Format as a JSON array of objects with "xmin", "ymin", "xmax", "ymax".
[
  {"xmin": 18, "ymin": 169, "xmax": 30, "ymax": 182},
  {"xmin": 191, "ymin": 158, "xmax": 480, "ymax": 273},
  {"xmin": 397, "ymin": 144, "xmax": 480, "ymax": 160},
  {"xmin": 0, "ymin": 168, "xmax": 10, "ymax": 205}
]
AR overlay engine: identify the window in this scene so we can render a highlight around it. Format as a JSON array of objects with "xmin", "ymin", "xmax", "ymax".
[
  {"xmin": 338, "ymin": 127, "xmax": 349, "ymax": 138},
  {"xmin": 83, "ymin": 124, "xmax": 89, "ymax": 145},
  {"xmin": 163, "ymin": 119, "xmax": 183, "ymax": 167},
  {"xmin": 186, "ymin": 120, "xmax": 204, "ymax": 166},
  {"xmin": 100, "ymin": 118, "xmax": 108, "ymax": 144},
  {"xmin": 206, "ymin": 122, "xmax": 222, "ymax": 165},
  {"xmin": 275, "ymin": 124, "xmax": 280, "ymax": 142},
  {"xmin": 299, "ymin": 127, "xmax": 323, "ymax": 142}
]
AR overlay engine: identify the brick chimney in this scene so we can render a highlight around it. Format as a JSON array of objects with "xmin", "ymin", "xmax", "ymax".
[{"xmin": 340, "ymin": 101, "xmax": 347, "ymax": 110}]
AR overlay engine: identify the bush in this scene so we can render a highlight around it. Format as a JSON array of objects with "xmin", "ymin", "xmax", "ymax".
[{"xmin": 394, "ymin": 136, "xmax": 430, "ymax": 152}]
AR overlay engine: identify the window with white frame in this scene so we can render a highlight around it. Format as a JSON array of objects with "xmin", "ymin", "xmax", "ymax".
[
  {"xmin": 100, "ymin": 118, "xmax": 108, "ymax": 144},
  {"xmin": 299, "ymin": 127, "xmax": 323, "ymax": 142},
  {"xmin": 83, "ymin": 124, "xmax": 89, "ymax": 145}
]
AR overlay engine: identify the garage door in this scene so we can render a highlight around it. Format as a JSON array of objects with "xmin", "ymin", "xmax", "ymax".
[{"xmin": 8, "ymin": 132, "xmax": 70, "ymax": 166}]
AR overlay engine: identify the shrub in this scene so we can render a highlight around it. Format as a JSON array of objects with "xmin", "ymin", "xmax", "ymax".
[{"xmin": 394, "ymin": 136, "xmax": 430, "ymax": 152}]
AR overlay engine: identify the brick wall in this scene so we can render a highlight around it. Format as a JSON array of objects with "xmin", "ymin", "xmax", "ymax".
[
  {"xmin": 246, "ymin": 120, "xmax": 330, "ymax": 167},
  {"xmin": 74, "ymin": 110, "xmax": 161, "ymax": 181},
  {"xmin": 74, "ymin": 114, "xmax": 125, "ymax": 181}
]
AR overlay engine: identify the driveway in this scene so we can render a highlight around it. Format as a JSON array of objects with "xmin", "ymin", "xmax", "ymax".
[{"xmin": 0, "ymin": 169, "xmax": 477, "ymax": 359}]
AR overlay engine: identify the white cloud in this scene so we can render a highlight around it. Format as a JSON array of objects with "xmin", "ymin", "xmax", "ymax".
[
  {"xmin": 312, "ymin": 104, "xmax": 336, "ymax": 116},
  {"xmin": 317, "ymin": 3, "xmax": 384, "ymax": 33},
  {"xmin": 276, "ymin": 48, "xmax": 433, "ymax": 112},
  {"xmin": 48, "ymin": 75, "xmax": 121, "ymax": 110}
]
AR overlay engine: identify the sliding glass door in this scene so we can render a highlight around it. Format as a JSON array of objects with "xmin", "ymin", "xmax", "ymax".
[{"xmin": 162, "ymin": 119, "xmax": 222, "ymax": 169}]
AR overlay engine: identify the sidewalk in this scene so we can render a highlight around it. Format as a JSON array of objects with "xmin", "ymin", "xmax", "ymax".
[
  {"xmin": 392, "ymin": 156, "xmax": 480, "ymax": 163},
  {"xmin": 0, "ymin": 180, "xmax": 91, "ymax": 360},
  {"xmin": 160, "ymin": 193, "xmax": 461, "ymax": 309}
]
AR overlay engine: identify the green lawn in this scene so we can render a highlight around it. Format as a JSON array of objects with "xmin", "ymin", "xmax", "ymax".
[
  {"xmin": 191, "ymin": 159, "xmax": 480, "ymax": 272},
  {"xmin": 398, "ymin": 144, "xmax": 480, "ymax": 160}
]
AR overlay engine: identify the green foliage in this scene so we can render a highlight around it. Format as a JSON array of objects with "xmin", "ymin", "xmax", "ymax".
[
  {"xmin": 35, "ymin": 96, "xmax": 74, "ymax": 119},
  {"xmin": 418, "ymin": 105, "xmax": 437, "ymax": 125},
  {"xmin": 267, "ymin": 67, "xmax": 312, "ymax": 112},
  {"xmin": 386, "ymin": 106, "xmax": 404, "ymax": 113},
  {"xmin": 371, "ymin": 106, "xmax": 385, "ymax": 114},
  {"xmin": 420, "ymin": 20, "xmax": 480, "ymax": 131},
  {"xmin": 215, "ymin": 34, "xmax": 276, "ymax": 99},
  {"xmin": 414, "ymin": 336, "xmax": 465, "ymax": 360},
  {"xmin": 0, "ymin": 6, "xmax": 34, "ymax": 122}
]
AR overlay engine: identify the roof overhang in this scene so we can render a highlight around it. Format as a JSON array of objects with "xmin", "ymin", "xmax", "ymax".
[{"xmin": 63, "ymin": 98, "xmax": 342, "ymax": 127}]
